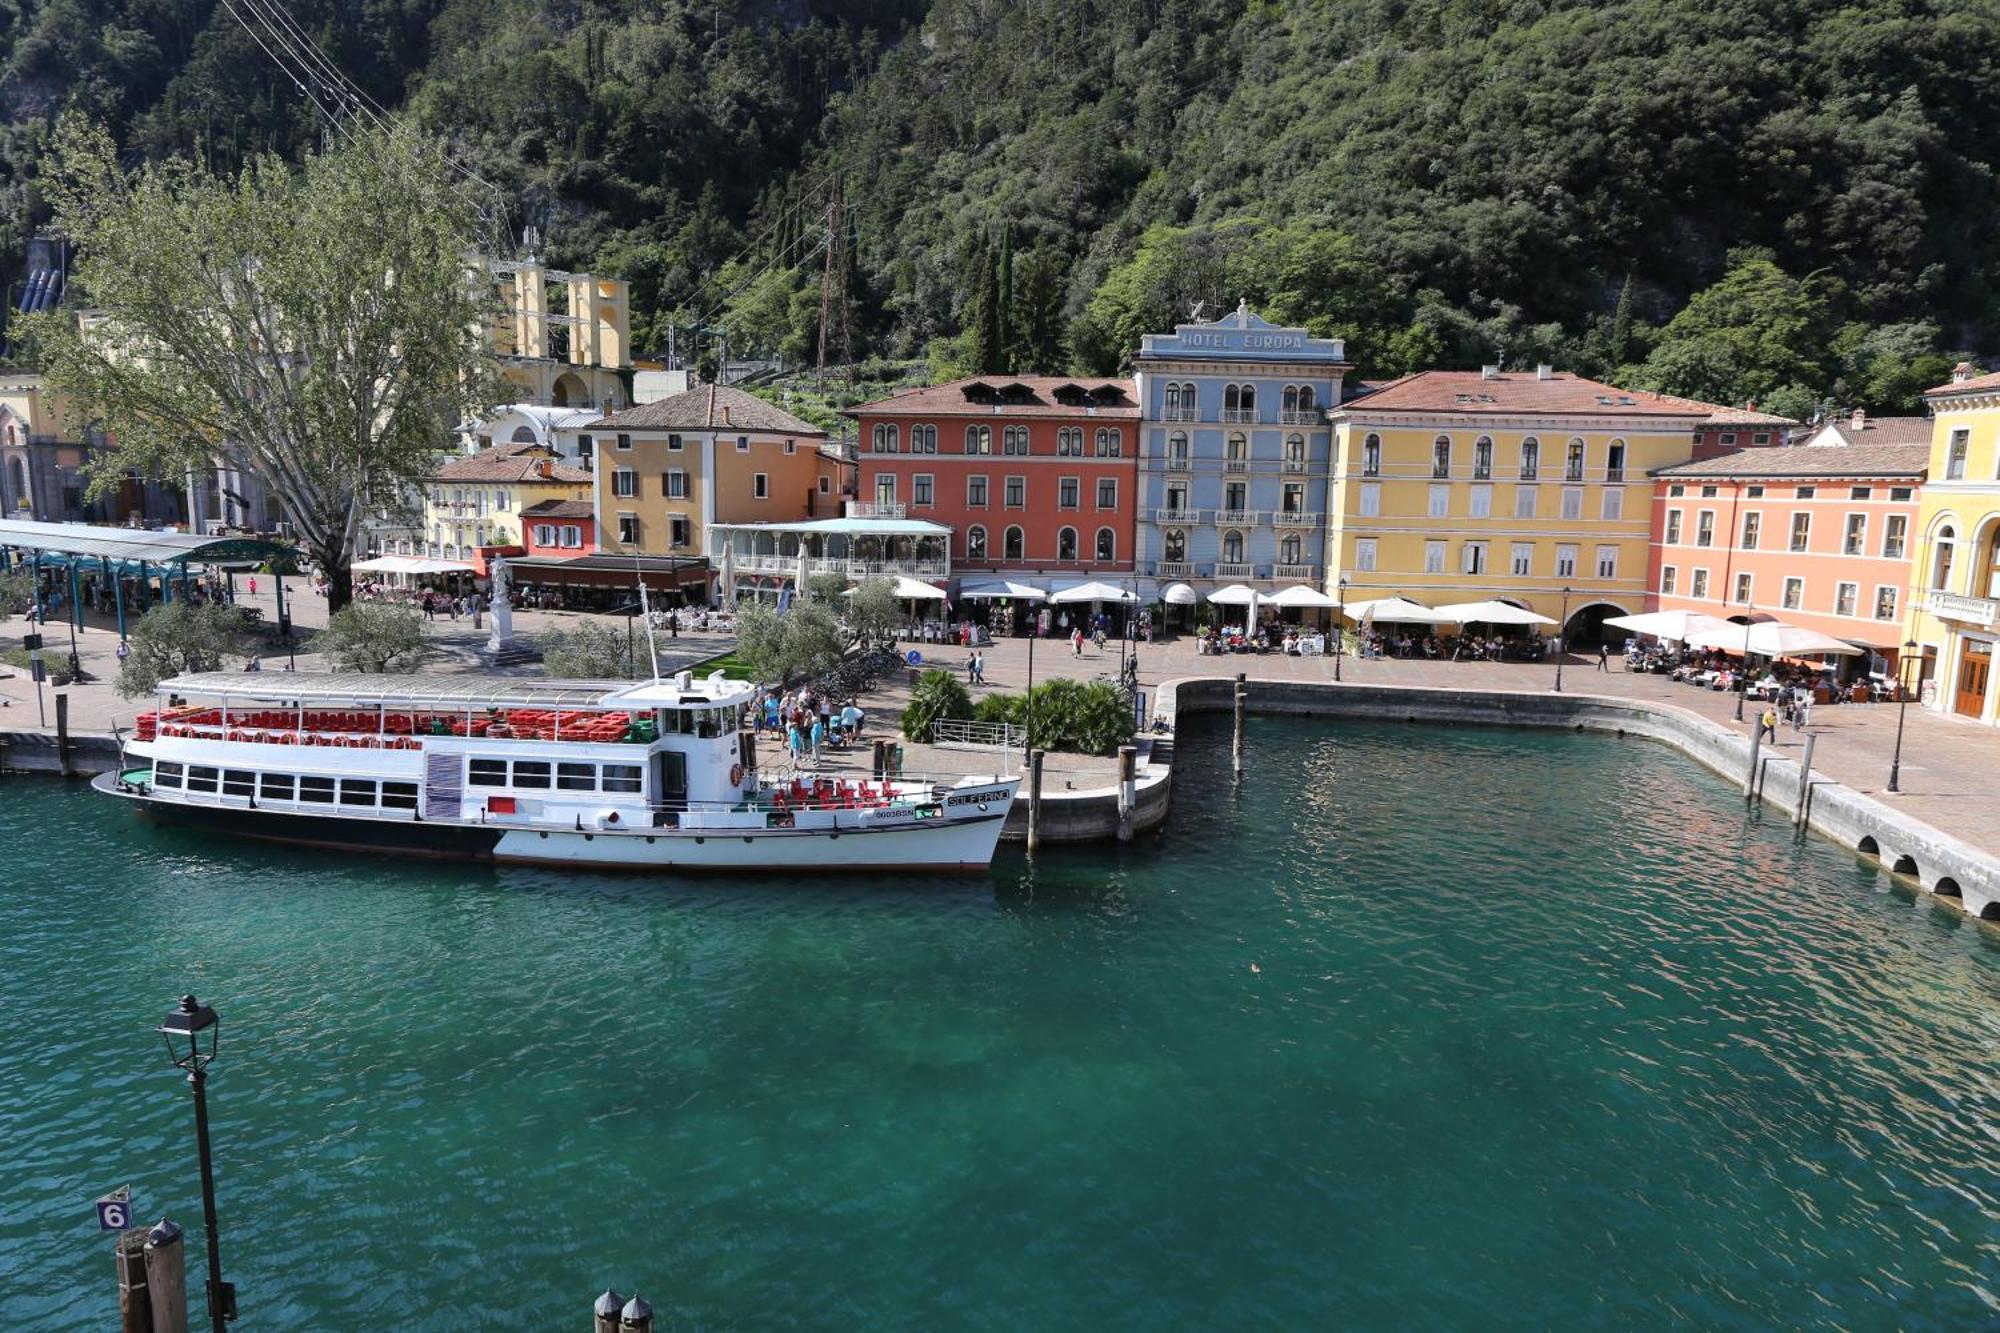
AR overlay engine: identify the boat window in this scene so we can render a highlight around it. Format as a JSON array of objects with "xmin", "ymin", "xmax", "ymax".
[
  {"xmin": 468, "ymin": 758, "xmax": 507, "ymax": 788},
  {"xmin": 381, "ymin": 781, "xmax": 419, "ymax": 811},
  {"xmin": 557, "ymin": 762, "xmax": 597, "ymax": 792},
  {"xmin": 299, "ymin": 776, "xmax": 336, "ymax": 804},
  {"xmin": 259, "ymin": 773, "xmax": 295, "ymax": 802},
  {"xmin": 153, "ymin": 761, "xmax": 184, "ymax": 788},
  {"xmin": 512, "ymin": 761, "xmax": 551, "ymax": 790},
  {"xmin": 602, "ymin": 764, "xmax": 643, "ymax": 794},
  {"xmin": 339, "ymin": 779, "xmax": 378, "ymax": 807},
  {"xmin": 186, "ymin": 766, "xmax": 219, "ymax": 794},
  {"xmin": 223, "ymin": 770, "xmax": 256, "ymax": 798}
]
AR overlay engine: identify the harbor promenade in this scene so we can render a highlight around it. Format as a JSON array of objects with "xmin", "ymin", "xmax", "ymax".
[{"xmin": 4, "ymin": 591, "xmax": 1997, "ymax": 859}]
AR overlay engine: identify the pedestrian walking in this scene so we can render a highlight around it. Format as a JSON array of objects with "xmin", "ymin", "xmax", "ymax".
[
  {"xmin": 248, "ymin": 575, "xmax": 258, "ymax": 597},
  {"xmin": 1758, "ymin": 705, "xmax": 1778, "ymax": 743},
  {"xmin": 1795, "ymin": 693, "xmax": 1812, "ymax": 732},
  {"xmin": 1072, "ymin": 627, "xmax": 1085, "ymax": 658},
  {"xmin": 1596, "ymin": 642, "xmax": 1610, "ymax": 671}
]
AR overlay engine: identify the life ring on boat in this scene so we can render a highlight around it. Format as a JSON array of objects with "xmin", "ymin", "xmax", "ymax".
[{"xmin": 730, "ymin": 763, "xmax": 745, "ymax": 786}]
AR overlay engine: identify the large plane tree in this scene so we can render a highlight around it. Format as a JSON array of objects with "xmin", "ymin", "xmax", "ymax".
[{"xmin": 28, "ymin": 118, "xmax": 502, "ymax": 611}]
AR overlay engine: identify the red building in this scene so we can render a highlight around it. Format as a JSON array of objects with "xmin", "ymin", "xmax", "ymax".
[
  {"xmin": 849, "ymin": 376, "xmax": 1141, "ymax": 584},
  {"xmin": 519, "ymin": 498, "xmax": 596, "ymax": 559}
]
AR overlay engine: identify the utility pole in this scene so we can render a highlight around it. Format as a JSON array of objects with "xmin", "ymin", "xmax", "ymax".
[{"xmin": 815, "ymin": 172, "xmax": 853, "ymax": 390}]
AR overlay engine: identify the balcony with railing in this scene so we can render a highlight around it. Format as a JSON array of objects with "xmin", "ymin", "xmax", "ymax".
[
  {"xmin": 1273, "ymin": 510, "xmax": 1324, "ymax": 528},
  {"xmin": 1164, "ymin": 454, "xmax": 1193, "ymax": 473},
  {"xmin": 1151, "ymin": 508, "xmax": 1202, "ymax": 525},
  {"xmin": 1159, "ymin": 405, "xmax": 1201, "ymax": 423},
  {"xmin": 1213, "ymin": 562, "xmax": 1258, "ymax": 579},
  {"xmin": 1219, "ymin": 408, "xmax": 1259, "ymax": 424},
  {"xmin": 1224, "ymin": 458, "xmax": 1249, "ymax": 473},
  {"xmin": 734, "ymin": 552, "xmax": 951, "ymax": 579},
  {"xmin": 1273, "ymin": 564, "xmax": 1319, "ymax": 582},
  {"xmin": 1152, "ymin": 561, "xmax": 1194, "ymax": 578},
  {"xmin": 1278, "ymin": 409, "xmax": 1323, "ymax": 426},
  {"xmin": 1213, "ymin": 509, "xmax": 1263, "ymax": 527},
  {"xmin": 845, "ymin": 500, "xmax": 906, "ymax": 519},
  {"xmin": 1924, "ymin": 590, "xmax": 2000, "ymax": 627},
  {"xmin": 1282, "ymin": 457, "xmax": 1309, "ymax": 473}
]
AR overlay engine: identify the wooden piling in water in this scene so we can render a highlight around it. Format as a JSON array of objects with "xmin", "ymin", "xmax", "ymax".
[
  {"xmin": 1116, "ymin": 745, "xmax": 1137, "ymax": 842},
  {"xmin": 143, "ymin": 1219, "xmax": 188, "ymax": 1333},
  {"xmin": 115, "ymin": 1228, "xmax": 153, "ymax": 1333},
  {"xmin": 1027, "ymin": 749, "xmax": 1045, "ymax": 852},
  {"xmin": 1232, "ymin": 673, "xmax": 1246, "ymax": 779},
  {"xmin": 55, "ymin": 692, "xmax": 73, "ymax": 776},
  {"xmin": 1744, "ymin": 718, "xmax": 1762, "ymax": 801},
  {"xmin": 1795, "ymin": 731, "xmax": 1818, "ymax": 831}
]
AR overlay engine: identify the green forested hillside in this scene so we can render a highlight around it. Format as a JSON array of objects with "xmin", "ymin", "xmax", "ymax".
[{"xmin": 4, "ymin": 0, "xmax": 1998, "ymax": 414}]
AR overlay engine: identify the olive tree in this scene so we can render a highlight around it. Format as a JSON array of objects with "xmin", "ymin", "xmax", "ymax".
[
  {"xmin": 26, "ymin": 118, "xmax": 503, "ymax": 612},
  {"xmin": 313, "ymin": 602, "xmax": 426, "ymax": 673},
  {"xmin": 115, "ymin": 601, "xmax": 257, "ymax": 696},
  {"xmin": 540, "ymin": 620, "xmax": 636, "ymax": 679},
  {"xmin": 844, "ymin": 576, "xmax": 902, "ymax": 647}
]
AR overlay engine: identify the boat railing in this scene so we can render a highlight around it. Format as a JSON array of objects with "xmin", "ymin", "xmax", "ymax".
[{"xmin": 140, "ymin": 709, "xmax": 659, "ymax": 748}]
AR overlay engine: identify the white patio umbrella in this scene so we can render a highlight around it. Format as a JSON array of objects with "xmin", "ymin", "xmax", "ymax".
[
  {"xmin": 959, "ymin": 579, "xmax": 1048, "ymax": 601},
  {"xmin": 1161, "ymin": 581, "xmax": 1198, "ymax": 606},
  {"xmin": 1685, "ymin": 620, "xmax": 1863, "ymax": 658},
  {"xmin": 1265, "ymin": 584, "xmax": 1339, "ymax": 609},
  {"xmin": 1601, "ymin": 609, "xmax": 1734, "ymax": 643},
  {"xmin": 845, "ymin": 575, "xmax": 946, "ymax": 601},
  {"xmin": 1433, "ymin": 598, "xmax": 1557, "ymax": 627},
  {"xmin": 718, "ymin": 545, "xmax": 735, "ymax": 605},
  {"xmin": 1342, "ymin": 596, "xmax": 1459, "ymax": 625},
  {"xmin": 1050, "ymin": 580, "xmax": 1138, "ymax": 604},
  {"xmin": 1205, "ymin": 583, "xmax": 1261, "ymax": 606},
  {"xmin": 794, "ymin": 549, "xmax": 810, "ymax": 600}
]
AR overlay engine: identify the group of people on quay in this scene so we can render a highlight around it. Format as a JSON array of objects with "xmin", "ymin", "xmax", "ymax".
[
  {"xmin": 755, "ymin": 684, "xmax": 866, "ymax": 764},
  {"xmin": 1635, "ymin": 642, "xmax": 1900, "ymax": 705}
]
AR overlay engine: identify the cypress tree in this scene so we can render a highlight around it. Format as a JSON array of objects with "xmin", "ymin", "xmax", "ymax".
[{"xmin": 997, "ymin": 224, "xmax": 1015, "ymax": 373}]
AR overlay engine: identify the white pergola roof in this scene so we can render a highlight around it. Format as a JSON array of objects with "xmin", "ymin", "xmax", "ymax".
[
  {"xmin": 353, "ymin": 555, "xmax": 478, "ymax": 575},
  {"xmin": 709, "ymin": 517, "xmax": 952, "ymax": 538}
]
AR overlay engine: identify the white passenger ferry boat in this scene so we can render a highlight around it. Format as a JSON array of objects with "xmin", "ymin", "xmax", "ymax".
[{"xmin": 95, "ymin": 671, "xmax": 1019, "ymax": 872}]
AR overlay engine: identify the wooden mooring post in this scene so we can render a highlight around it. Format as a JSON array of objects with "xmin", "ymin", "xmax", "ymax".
[
  {"xmin": 55, "ymin": 691, "xmax": 73, "ymax": 776},
  {"xmin": 115, "ymin": 1228, "xmax": 152, "ymax": 1333},
  {"xmin": 1026, "ymin": 748, "xmax": 1045, "ymax": 852},
  {"xmin": 1744, "ymin": 717, "xmax": 1763, "ymax": 802},
  {"xmin": 1115, "ymin": 744, "xmax": 1137, "ymax": 842},
  {"xmin": 1232, "ymin": 673, "xmax": 1247, "ymax": 779},
  {"xmin": 1794, "ymin": 730, "xmax": 1818, "ymax": 831},
  {"xmin": 142, "ymin": 1219, "xmax": 188, "ymax": 1333}
]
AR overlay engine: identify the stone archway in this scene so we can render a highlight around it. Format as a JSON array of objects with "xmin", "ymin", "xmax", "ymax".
[{"xmin": 1562, "ymin": 601, "xmax": 1632, "ymax": 647}]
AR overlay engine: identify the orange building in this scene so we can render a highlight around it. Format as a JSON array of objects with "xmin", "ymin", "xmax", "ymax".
[
  {"xmin": 850, "ymin": 376, "xmax": 1141, "ymax": 581},
  {"xmin": 1646, "ymin": 440, "xmax": 1930, "ymax": 673}
]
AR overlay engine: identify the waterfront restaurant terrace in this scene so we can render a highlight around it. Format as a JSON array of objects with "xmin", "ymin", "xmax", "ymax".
[{"xmin": 707, "ymin": 515, "xmax": 955, "ymax": 587}]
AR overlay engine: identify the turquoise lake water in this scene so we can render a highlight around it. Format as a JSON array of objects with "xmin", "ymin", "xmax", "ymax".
[{"xmin": 2, "ymin": 718, "xmax": 1996, "ymax": 1329}]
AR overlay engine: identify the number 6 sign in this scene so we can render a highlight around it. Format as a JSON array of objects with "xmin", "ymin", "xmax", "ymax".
[{"xmin": 95, "ymin": 1186, "xmax": 133, "ymax": 1231}]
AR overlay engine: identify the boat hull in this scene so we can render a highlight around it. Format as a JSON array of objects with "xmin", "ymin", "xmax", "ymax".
[{"xmin": 94, "ymin": 773, "xmax": 1011, "ymax": 873}]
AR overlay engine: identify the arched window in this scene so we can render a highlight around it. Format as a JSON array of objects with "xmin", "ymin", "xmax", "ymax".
[
  {"xmin": 1224, "ymin": 384, "xmax": 1241, "ymax": 414},
  {"xmin": 1432, "ymin": 435, "xmax": 1451, "ymax": 479},
  {"xmin": 1239, "ymin": 383, "xmax": 1255, "ymax": 414},
  {"xmin": 1296, "ymin": 384, "xmax": 1316, "ymax": 411},
  {"xmin": 1004, "ymin": 526, "xmax": 1025, "ymax": 560},
  {"xmin": 1164, "ymin": 528, "xmax": 1187, "ymax": 562},
  {"xmin": 1473, "ymin": 435, "xmax": 1493, "ymax": 480},
  {"xmin": 1095, "ymin": 527, "xmax": 1115, "ymax": 562},
  {"xmin": 1058, "ymin": 428, "xmax": 1081, "ymax": 457},
  {"xmin": 1282, "ymin": 384, "xmax": 1300, "ymax": 414},
  {"xmin": 1279, "ymin": 532, "xmax": 1302, "ymax": 566},
  {"xmin": 1222, "ymin": 529, "xmax": 1246, "ymax": 563},
  {"xmin": 1931, "ymin": 524, "xmax": 1957, "ymax": 590},
  {"xmin": 918, "ymin": 425, "xmax": 937, "ymax": 453},
  {"xmin": 1168, "ymin": 432, "xmax": 1189, "ymax": 467},
  {"xmin": 1226, "ymin": 433, "xmax": 1247, "ymax": 463},
  {"xmin": 1003, "ymin": 426, "xmax": 1029, "ymax": 455},
  {"xmin": 1285, "ymin": 433, "xmax": 1306, "ymax": 465},
  {"xmin": 966, "ymin": 525, "xmax": 987, "ymax": 560},
  {"xmin": 873, "ymin": 423, "xmax": 898, "ymax": 452},
  {"xmin": 1057, "ymin": 527, "xmax": 1078, "ymax": 561},
  {"xmin": 1519, "ymin": 437, "xmax": 1539, "ymax": 480},
  {"xmin": 1362, "ymin": 433, "xmax": 1381, "ymax": 477},
  {"xmin": 1164, "ymin": 382, "xmax": 1182, "ymax": 414},
  {"xmin": 511, "ymin": 425, "xmax": 538, "ymax": 444},
  {"xmin": 966, "ymin": 425, "xmax": 992, "ymax": 455},
  {"xmin": 1566, "ymin": 438, "xmax": 1586, "ymax": 481}
]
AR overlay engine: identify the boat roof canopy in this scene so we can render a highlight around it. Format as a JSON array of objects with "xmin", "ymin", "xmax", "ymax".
[{"xmin": 157, "ymin": 671, "xmax": 756, "ymax": 711}]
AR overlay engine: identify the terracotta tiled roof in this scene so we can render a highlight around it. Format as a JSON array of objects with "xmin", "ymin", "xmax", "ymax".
[
  {"xmin": 434, "ymin": 444, "xmax": 591, "ymax": 484},
  {"xmin": 848, "ymin": 375, "xmax": 1140, "ymax": 419},
  {"xmin": 520, "ymin": 498, "xmax": 596, "ymax": 519},
  {"xmin": 1925, "ymin": 367, "xmax": 2000, "ymax": 397},
  {"xmin": 1334, "ymin": 370, "xmax": 1713, "ymax": 418},
  {"xmin": 589, "ymin": 384, "xmax": 824, "ymax": 435},
  {"xmin": 1654, "ymin": 442, "xmax": 1930, "ymax": 480},
  {"xmin": 1813, "ymin": 416, "xmax": 1933, "ymax": 448}
]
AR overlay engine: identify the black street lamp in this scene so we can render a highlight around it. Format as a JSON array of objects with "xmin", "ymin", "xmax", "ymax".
[
  {"xmin": 1334, "ymin": 576, "xmax": 1348, "ymax": 682},
  {"xmin": 1552, "ymin": 585, "xmax": 1573, "ymax": 692},
  {"xmin": 159, "ymin": 995, "xmax": 236, "ymax": 1332},
  {"xmin": 1888, "ymin": 638, "xmax": 1919, "ymax": 793},
  {"xmin": 1732, "ymin": 604, "xmax": 1755, "ymax": 722}
]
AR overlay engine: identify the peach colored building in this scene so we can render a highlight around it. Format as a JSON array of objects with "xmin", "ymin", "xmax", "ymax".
[{"xmin": 1646, "ymin": 440, "xmax": 1930, "ymax": 674}]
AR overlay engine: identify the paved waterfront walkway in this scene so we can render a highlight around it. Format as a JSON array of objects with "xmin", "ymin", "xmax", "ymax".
[{"xmin": 6, "ymin": 596, "xmax": 1996, "ymax": 858}]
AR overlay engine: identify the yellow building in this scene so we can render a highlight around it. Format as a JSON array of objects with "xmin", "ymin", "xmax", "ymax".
[
  {"xmin": 1326, "ymin": 368, "xmax": 1708, "ymax": 639},
  {"xmin": 423, "ymin": 442, "xmax": 591, "ymax": 572},
  {"xmin": 587, "ymin": 384, "xmax": 844, "ymax": 562},
  {"xmin": 1906, "ymin": 362, "xmax": 2000, "ymax": 724}
]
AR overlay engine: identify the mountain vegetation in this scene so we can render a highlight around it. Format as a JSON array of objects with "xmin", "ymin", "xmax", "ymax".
[{"xmin": 4, "ymin": 0, "xmax": 1998, "ymax": 417}]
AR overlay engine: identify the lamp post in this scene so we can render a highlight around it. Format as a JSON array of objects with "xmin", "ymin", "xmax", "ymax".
[
  {"xmin": 1732, "ymin": 604, "xmax": 1755, "ymax": 722},
  {"xmin": 1334, "ymin": 576, "xmax": 1348, "ymax": 681},
  {"xmin": 159, "ymin": 995, "xmax": 236, "ymax": 1332},
  {"xmin": 1887, "ymin": 638, "xmax": 1918, "ymax": 793},
  {"xmin": 1552, "ymin": 585, "xmax": 1572, "ymax": 692}
]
